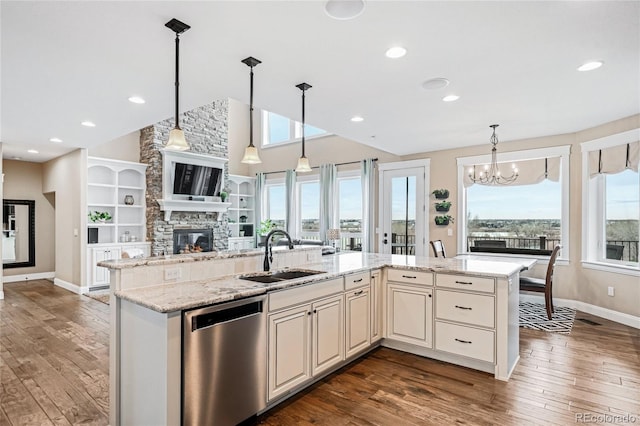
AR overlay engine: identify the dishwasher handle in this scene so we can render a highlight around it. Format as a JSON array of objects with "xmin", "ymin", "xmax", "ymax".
[{"xmin": 191, "ymin": 300, "xmax": 264, "ymax": 331}]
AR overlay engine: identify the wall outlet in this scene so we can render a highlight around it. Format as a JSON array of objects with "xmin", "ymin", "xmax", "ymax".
[
  {"xmin": 607, "ymin": 286, "xmax": 615, "ymax": 297},
  {"xmin": 164, "ymin": 268, "xmax": 182, "ymax": 281},
  {"xmin": 447, "ymin": 228, "xmax": 453, "ymax": 236}
]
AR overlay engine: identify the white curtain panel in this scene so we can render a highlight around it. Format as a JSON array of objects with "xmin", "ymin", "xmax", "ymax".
[
  {"xmin": 319, "ymin": 164, "xmax": 337, "ymax": 243},
  {"xmin": 285, "ymin": 169, "xmax": 297, "ymax": 237},
  {"xmin": 361, "ymin": 158, "xmax": 376, "ymax": 252},
  {"xmin": 255, "ymin": 172, "xmax": 265, "ymax": 235}
]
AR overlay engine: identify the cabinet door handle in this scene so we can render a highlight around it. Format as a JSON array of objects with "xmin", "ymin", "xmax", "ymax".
[
  {"xmin": 455, "ymin": 280, "xmax": 473, "ymax": 285},
  {"xmin": 455, "ymin": 338, "xmax": 472, "ymax": 344},
  {"xmin": 313, "ymin": 309, "xmax": 317, "ymax": 314},
  {"xmin": 354, "ymin": 290, "xmax": 364, "ymax": 296},
  {"xmin": 428, "ymin": 294, "xmax": 432, "ymax": 298},
  {"xmin": 353, "ymin": 278, "xmax": 363, "ymax": 283},
  {"xmin": 402, "ymin": 275, "xmax": 417, "ymax": 279},
  {"xmin": 455, "ymin": 305, "xmax": 472, "ymax": 310},
  {"xmin": 307, "ymin": 311, "xmax": 312, "ymax": 316}
]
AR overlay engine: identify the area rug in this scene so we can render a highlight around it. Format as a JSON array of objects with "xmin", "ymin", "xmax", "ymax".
[
  {"xmin": 519, "ymin": 301, "xmax": 575, "ymax": 334},
  {"xmin": 85, "ymin": 290, "xmax": 110, "ymax": 305}
]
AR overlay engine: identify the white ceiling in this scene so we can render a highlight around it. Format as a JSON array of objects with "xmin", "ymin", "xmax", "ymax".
[{"xmin": 1, "ymin": 1, "xmax": 639, "ymax": 162}]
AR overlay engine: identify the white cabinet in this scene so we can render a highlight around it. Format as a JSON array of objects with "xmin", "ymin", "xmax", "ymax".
[
  {"xmin": 370, "ymin": 269, "xmax": 382, "ymax": 343},
  {"xmin": 434, "ymin": 273, "xmax": 496, "ymax": 364},
  {"xmin": 345, "ymin": 286, "xmax": 370, "ymax": 358},
  {"xmin": 227, "ymin": 175, "xmax": 255, "ymax": 248},
  {"xmin": 267, "ymin": 278, "xmax": 344, "ymax": 401},
  {"xmin": 386, "ymin": 282, "xmax": 433, "ymax": 348},
  {"xmin": 87, "ymin": 243, "xmax": 150, "ymax": 288}
]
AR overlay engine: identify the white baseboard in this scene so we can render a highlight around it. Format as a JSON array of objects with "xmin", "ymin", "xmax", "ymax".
[
  {"xmin": 54, "ymin": 278, "xmax": 90, "ymax": 295},
  {"xmin": 0, "ymin": 290, "xmax": 4, "ymax": 300},
  {"xmin": 520, "ymin": 293, "xmax": 640, "ymax": 329},
  {"xmin": 3, "ymin": 271, "xmax": 55, "ymax": 283}
]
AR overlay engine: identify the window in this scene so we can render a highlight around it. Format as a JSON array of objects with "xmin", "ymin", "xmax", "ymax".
[
  {"xmin": 457, "ymin": 145, "xmax": 571, "ymax": 258},
  {"xmin": 582, "ymin": 129, "xmax": 639, "ymax": 271},
  {"xmin": 265, "ymin": 183, "xmax": 286, "ymax": 230},
  {"xmin": 338, "ymin": 174, "xmax": 363, "ymax": 250},
  {"xmin": 298, "ymin": 180, "xmax": 320, "ymax": 238},
  {"xmin": 262, "ymin": 110, "xmax": 327, "ymax": 146}
]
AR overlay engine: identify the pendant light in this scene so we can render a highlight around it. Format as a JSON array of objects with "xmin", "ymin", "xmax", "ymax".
[
  {"xmin": 165, "ymin": 18, "xmax": 191, "ymax": 151},
  {"xmin": 468, "ymin": 124, "xmax": 519, "ymax": 185},
  {"xmin": 241, "ymin": 57, "xmax": 262, "ymax": 164},
  {"xmin": 295, "ymin": 82, "xmax": 313, "ymax": 173}
]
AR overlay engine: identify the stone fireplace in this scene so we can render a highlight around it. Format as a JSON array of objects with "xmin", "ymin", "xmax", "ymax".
[
  {"xmin": 140, "ymin": 99, "xmax": 231, "ymax": 256},
  {"xmin": 173, "ymin": 228, "xmax": 213, "ymax": 254}
]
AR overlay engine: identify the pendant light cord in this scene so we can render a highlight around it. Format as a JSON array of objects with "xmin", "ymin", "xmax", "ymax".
[
  {"xmin": 301, "ymin": 89, "xmax": 306, "ymax": 157},
  {"xmin": 249, "ymin": 66, "xmax": 255, "ymax": 147},
  {"xmin": 174, "ymin": 33, "xmax": 181, "ymax": 130}
]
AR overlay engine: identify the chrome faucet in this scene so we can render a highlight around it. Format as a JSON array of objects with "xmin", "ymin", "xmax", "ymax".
[{"xmin": 264, "ymin": 230, "xmax": 294, "ymax": 271}]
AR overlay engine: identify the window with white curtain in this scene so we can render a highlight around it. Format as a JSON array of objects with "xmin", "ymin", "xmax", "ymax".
[
  {"xmin": 457, "ymin": 145, "xmax": 571, "ymax": 258},
  {"xmin": 582, "ymin": 129, "xmax": 639, "ymax": 271}
]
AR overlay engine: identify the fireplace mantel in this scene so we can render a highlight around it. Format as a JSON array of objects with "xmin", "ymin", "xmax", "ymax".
[{"xmin": 157, "ymin": 199, "xmax": 231, "ymax": 221}]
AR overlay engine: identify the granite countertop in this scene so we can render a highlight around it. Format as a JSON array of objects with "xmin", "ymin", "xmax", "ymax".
[
  {"xmin": 115, "ymin": 252, "xmax": 522, "ymax": 313},
  {"xmin": 98, "ymin": 245, "xmax": 320, "ymax": 269}
]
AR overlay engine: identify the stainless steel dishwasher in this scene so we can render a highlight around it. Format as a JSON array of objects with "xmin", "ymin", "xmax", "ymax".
[{"xmin": 182, "ymin": 295, "xmax": 267, "ymax": 426}]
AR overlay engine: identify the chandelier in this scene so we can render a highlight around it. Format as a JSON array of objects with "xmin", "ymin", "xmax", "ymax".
[{"xmin": 468, "ymin": 124, "xmax": 518, "ymax": 185}]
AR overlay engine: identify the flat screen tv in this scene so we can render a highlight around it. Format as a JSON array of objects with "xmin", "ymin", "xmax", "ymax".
[{"xmin": 172, "ymin": 162, "xmax": 222, "ymax": 197}]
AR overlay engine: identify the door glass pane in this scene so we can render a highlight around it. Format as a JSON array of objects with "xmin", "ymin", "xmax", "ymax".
[
  {"xmin": 391, "ymin": 176, "xmax": 416, "ymax": 255},
  {"xmin": 267, "ymin": 185, "xmax": 286, "ymax": 230},
  {"xmin": 605, "ymin": 170, "xmax": 639, "ymax": 262}
]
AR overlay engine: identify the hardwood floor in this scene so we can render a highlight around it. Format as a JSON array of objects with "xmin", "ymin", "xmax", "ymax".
[
  {"xmin": 1, "ymin": 280, "xmax": 638, "ymax": 425},
  {"xmin": 0, "ymin": 280, "xmax": 109, "ymax": 426}
]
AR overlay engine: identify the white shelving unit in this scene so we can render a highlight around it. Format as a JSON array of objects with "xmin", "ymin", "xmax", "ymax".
[
  {"xmin": 87, "ymin": 157, "xmax": 150, "ymax": 288},
  {"xmin": 227, "ymin": 174, "xmax": 256, "ymax": 250}
]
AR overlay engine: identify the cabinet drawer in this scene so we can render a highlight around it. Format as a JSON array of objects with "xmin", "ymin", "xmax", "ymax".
[
  {"xmin": 436, "ymin": 290, "xmax": 495, "ymax": 328},
  {"xmin": 435, "ymin": 321, "xmax": 494, "ymax": 363},
  {"xmin": 269, "ymin": 278, "xmax": 344, "ymax": 312},
  {"xmin": 436, "ymin": 274, "xmax": 494, "ymax": 294},
  {"xmin": 344, "ymin": 271, "xmax": 370, "ymax": 290},
  {"xmin": 387, "ymin": 269, "xmax": 433, "ymax": 286}
]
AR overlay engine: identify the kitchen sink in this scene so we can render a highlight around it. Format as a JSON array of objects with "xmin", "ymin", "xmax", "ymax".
[{"xmin": 239, "ymin": 269, "xmax": 324, "ymax": 284}]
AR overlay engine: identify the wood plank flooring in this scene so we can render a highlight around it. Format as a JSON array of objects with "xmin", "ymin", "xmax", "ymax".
[{"xmin": 1, "ymin": 279, "xmax": 639, "ymax": 425}]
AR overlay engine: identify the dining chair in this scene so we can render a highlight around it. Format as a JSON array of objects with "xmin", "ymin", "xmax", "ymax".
[
  {"xmin": 519, "ymin": 244, "xmax": 561, "ymax": 320},
  {"xmin": 430, "ymin": 240, "xmax": 446, "ymax": 258}
]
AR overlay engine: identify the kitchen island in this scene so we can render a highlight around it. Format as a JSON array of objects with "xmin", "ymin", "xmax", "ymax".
[{"xmin": 101, "ymin": 249, "xmax": 522, "ymax": 426}]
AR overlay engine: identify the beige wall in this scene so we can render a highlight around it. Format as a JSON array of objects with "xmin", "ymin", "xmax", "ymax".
[
  {"xmin": 89, "ymin": 131, "xmax": 140, "ymax": 163},
  {"xmin": 2, "ymin": 160, "xmax": 56, "ymax": 277},
  {"xmin": 403, "ymin": 114, "xmax": 640, "ymax": 317},
  {"xmin": 42, "ymin": 149, "xmax": 87, "ymax": 288}
]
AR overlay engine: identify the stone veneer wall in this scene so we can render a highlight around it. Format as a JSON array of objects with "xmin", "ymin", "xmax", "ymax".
[{"xmin": 140, "ymin": 99, "xmax": 230, "ymax": 256}]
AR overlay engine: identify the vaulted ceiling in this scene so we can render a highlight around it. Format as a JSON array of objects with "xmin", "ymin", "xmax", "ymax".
[{"xmin": 1, "ymin": 1, "xmax": 638, "ymax": 162}]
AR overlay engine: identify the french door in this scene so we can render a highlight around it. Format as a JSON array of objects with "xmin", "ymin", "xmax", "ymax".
[{"xmin": 379, "ymin": 160, "xmax": 429, "ymax": 256}]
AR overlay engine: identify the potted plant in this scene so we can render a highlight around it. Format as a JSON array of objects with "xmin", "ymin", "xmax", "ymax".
[
  {"xmin": 219, "ymin": 191, "xmax": 228, "ymax": 202},
  {"xmin": 435, "ymin": 200, "xmax": 452, "ymax": 212},
  {"xmin": 258, "ymin": 219, "xmax": 275, "ymax": 244},
  {"xmin": 434, "ymin": 215, "xmax": 454, "ymax": 226},
  {"xmin": 88, "ymin": 211, "xmax": 112, "ymax": 223},
  {"xmin": 432, "ymin": 189, "xmax": 450, "ymax": 199}
]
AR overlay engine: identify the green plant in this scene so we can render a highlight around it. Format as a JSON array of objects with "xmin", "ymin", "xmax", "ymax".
[
  {"xmin": 434, "ymin": 215, "xmax": 454, "ymax": 225},
  {"xmin": 435, "ymin": 200, "xmax": 452, "ymax": 211},
  {"xmin": 258, "ymin": 219, "xmax": 276, "ymax": 236},
  {"xmin": 88, "ymin": 211, "xmax": 112, "ymax": 222},
  {"xmin": 219, "ymin": 191, "xmax": 228, "ymax": 202},
  {"xmin": 432, "ymin": 188, "xmax": 450, "ymax": 198}
]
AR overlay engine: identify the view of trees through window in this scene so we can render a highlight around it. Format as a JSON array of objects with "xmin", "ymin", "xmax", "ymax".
[{"xmin": 466, "ymin": 180, "xmax": 562, "ymax": 253}]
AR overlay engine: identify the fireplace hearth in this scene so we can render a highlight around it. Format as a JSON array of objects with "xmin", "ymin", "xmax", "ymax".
[{"xmin": 173, "ymin": 229, "xmax": 213, "ymax": 254}]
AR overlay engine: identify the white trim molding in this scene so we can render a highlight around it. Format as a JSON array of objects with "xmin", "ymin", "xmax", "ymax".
[
  {"xmin": 520, "ymin": 293, "xmax": 640, "ymax": 329},
  {"xmin": 54, "ymin": 277, "xmax": 88, "ymax": 294},
  {"xmin": 3, "ymin": 271, "xmax": 55, "ymax": 283}
]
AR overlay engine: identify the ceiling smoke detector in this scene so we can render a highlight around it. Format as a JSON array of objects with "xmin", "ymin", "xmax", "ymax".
[{"xmin": 422, "ymin": 78, "xmax": 450, "ymax": 90}]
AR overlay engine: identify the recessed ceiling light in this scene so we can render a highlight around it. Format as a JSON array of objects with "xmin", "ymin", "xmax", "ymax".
[
  {"xmin": 442, "ymin": 95, "xmax": 460, "ymax": 102},
  {"xmin": 577, "ymin": 61, "xmax": 603, "ymax": 72},
  {"xmin": 27, "ymin": 149, "xmax": 39, "ymax": 154},
  {"xmin": 128, "ymin": 96, "xmax": 146, "ymax": 104},
  {"xmin": 385, "ymin": 46, "xmax": 407, "ymax": 59},
  {"xmin": 81, "ymin": 121, "xmax": 96, "ymax": 127},
  {"xmin": 422, "ymin": 78, "xmax": 450, "ymax": 90},
  {"xmin": 325, "ymin": 0, "xmax": 365, "ymax": 20},
  {"xmin": 350, "ymin": 115, "xmax": 364, "ymax": 122},
  {"xmin": 50, "ymin": 137, "xmax": 63, "ymax": 143},
  {"xmin": 12, "ymin": 156, "xmax": 21, "ymax": 160}
]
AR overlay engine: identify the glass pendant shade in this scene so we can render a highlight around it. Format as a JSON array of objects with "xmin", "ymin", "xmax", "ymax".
[
  {"xmin": 295, "ymin": 156, "xmax": 312, "ymax": 173},
  {"xmin": 166, "ymin": 127, "xmax": 189, "ymax": 151},
  {"xmin": 241, "ymin": 145, "xmax": 261, "ymax": 164}
]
